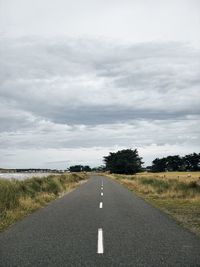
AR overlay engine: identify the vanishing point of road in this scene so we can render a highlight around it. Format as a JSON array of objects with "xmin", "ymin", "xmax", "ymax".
[{"xmin": 0, "ymin": 175, "xmax": 200, "ymax": 267}]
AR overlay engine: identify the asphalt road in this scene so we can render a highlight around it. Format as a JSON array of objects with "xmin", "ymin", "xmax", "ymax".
[{"xmin": 0, "ymin": 175, "xmax": 200, "ymax": 267}]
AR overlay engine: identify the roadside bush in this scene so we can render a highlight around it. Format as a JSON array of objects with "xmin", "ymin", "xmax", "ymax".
[
  {"xmin": 0, "ymin": 179, "xmax": 21, "ymax": 211},
  {"xmin": 42, "ymin": 178, "xmax": 63, "ymax": 195},
  {"xmin": 0, "ymin": 173, "xmax": 87, "ymax": 214},
  {"xmin": 140, "ymin": 178, "xmax": 170, "ymax": 192},
  {"xmin": 175, "ymin": 181, "xmax": 200, "ymax": 195}
]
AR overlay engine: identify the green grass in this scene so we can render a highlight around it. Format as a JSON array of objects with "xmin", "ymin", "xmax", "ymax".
[
  {"xmin": 139, "ymin": 177, "xmax": 170, "ymax": 192},
  {"xmin": 107, "ymin": 172, "xmax": 200, "ymax": 237},
  {"xmin": 0, "ymin": 173, "xmax": 88, "ymax": 232}
]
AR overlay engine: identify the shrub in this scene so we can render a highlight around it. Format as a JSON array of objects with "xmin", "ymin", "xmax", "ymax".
[
  {"xmin": 140, "ymin": 178, "xmax": 170, "ymax": 190},
  {"xmin": 0, "ymin": 173, "xmax": 87, "ymax": 213}
]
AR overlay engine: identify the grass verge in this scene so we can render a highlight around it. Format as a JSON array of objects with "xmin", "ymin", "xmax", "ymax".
[
  {"xmin": 0, "ymin": 172, "xmax": 88, "ymax": 232},
  {"xmin": 107, "ymin": 172, "xmax": 200, "ymax": 237}
]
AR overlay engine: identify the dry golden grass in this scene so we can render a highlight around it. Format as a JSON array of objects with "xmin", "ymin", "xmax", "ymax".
[
  {"xmin": 108, "ymin": 172, "xmax": 200, "ymax": 237},
  {"xmin": 0, "ymin": 173, "xmax": 88, "ymax": 232},
  {"xmin": 135, "ymin": 171, "xmax": 200, "ymax": 182}
]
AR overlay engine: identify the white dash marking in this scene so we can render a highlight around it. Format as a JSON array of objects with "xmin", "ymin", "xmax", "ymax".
[
  {"xmin": 97, "ymin": 228, "xmax": 104, "ymax": 254},
  {"xmin": 101, "ymin": 187, "xmax": 103, "ymax": 190},
  {"xmin": 99, "ymin": 202, "xmax": 103, "ymax": 208},
  {"xmin": 101, "ymin": 192, "xmax": 103, "ymax": 196}
]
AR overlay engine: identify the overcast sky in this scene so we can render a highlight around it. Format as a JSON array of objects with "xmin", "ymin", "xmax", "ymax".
[{"xmin": 0, "ymin": 0, "xmax": 200, "ymax": 169}]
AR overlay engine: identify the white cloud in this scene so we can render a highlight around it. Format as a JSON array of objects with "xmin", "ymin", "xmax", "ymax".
[
  {"xmin": 0, "ymin": 38, "xmax": 200, "ymax": 126},
  {"xmin": 1, "ymin": 0, "xmax": 200, "ymax": 45},
  {"xmin": 0, "ymin": 0, "xmax": 199, "ymax": 168}
]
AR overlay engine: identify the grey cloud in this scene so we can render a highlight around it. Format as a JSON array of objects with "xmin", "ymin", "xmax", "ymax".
[
  {"xmin": 0, "ymin": 38, "xmax": 200, "ymax": 128},
  {"xmin": 0, "ymin": 101, "xmax": 38, "ymax": 132},
  {"xmin": 26, "ymin": 106, "xmax": 199, "ymax": 126},
  {"xmin": 0, "ymin": 117, "xmax": 199, "ymax": 150},
  {"xmin": 0, "ymin": 37, "xmax": 199, "ymax": 165},
  {"xmin": 0, "ymin": 0, "xmax": 199, "ymax": 169}
]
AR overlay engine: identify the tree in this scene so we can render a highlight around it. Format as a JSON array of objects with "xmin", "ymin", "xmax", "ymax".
[
  {"xmin": 82, "ymin": 165, "xmax": 92, "ymax": 172},
  {"xmin": 165, "ymin": 155, "xmax": 183, "ymax": 171},
  {"xmin": 104, "ymin": 149, "xmax": 143, "ymax": 174},
  {"xmin": 68, "ymin": 165, "xmax": 83, "ymax": 172},
  {"xmin": 151, "ymin": 158, "xmax": 167, "ymax": 172},
  {"xmin": 182, "ymin": 153, "xmax": 200, "ymax": 171},
  {"xmin": 151, "ymin": 153, "xmax": 200, "ymax": 172},
  {"xmin": 68, "ymin": 165, "xmax": 92, "ymax": 172},
  {"xmin": 91, "ymin": 165, "xmax": 106, "ymax": 172}
]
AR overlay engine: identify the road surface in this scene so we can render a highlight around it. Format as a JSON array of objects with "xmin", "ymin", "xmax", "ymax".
[{"xmin": 0, "ymin": 175, "xmax": 200, "ymax": 266}]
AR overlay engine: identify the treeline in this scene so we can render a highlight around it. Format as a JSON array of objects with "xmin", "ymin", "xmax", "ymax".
[
  {"xmin": 68, "ymin": 165, "xmax": 105, "ymax": 172},
  {"xmin": 68, "ymin": 150, "xmax": 143, "ymax": 174},
  {"xmin": 150, "ymin": 153, "xmax": 200, "ymax": 172},
  {"xmin": 67, "ymin": 151, "xmax": 200, "ymax": 174},
  {"xmin": 68, "ymin": 165, "xmax": 92, "ymax": 172}
]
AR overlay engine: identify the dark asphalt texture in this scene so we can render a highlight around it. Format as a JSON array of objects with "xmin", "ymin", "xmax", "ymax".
[{"xmin": 0, "ymin": 175, "xmax": 200, "ymax": 267}]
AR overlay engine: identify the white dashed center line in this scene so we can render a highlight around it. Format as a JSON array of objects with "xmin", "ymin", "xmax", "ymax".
[
  {"xmin": 97, "ymin": 179, "xmax": 104, "ymax": 254},
  {"xmin": 97, "ymin": 228, "xmax": 104, "ymax": 254}
]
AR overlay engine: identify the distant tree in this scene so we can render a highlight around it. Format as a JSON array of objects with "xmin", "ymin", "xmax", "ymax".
[
  {"xmin": 151, "ymin": 153, "xmax": 200, "ymax": 172},
  {"xmin": 145, "ymin": 166, "xmax": 152, "ymax": 172},
  {"xmin": 151, "ymin": 158, "xmax": 167, "ymax": 172},
  {"xmin": 68, "ymin": 165, "xmax": 83, "ymax": 172},
  {"xmin": 104, "ymin": 149, "xmax": 143, "ymax": 174},
  {"xmin": 182, "ymin": 153, "xmax": 200, "ymax": 171},
  {"xmin": 91, "ymin": 165, "xmax": 106, "ymax": 172},
  {"xmin": 82, "ymin": 165, "xmax": 92, "ymax": 172},
  {"xmin": 165, "ymin": 155, "xmax": 183, "ymax": 171},
  {"xmin": 68, "ymin": 165, "xmax": 92, "ymax": 172}
]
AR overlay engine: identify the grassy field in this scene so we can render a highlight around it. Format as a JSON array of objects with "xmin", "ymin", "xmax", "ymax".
[
  {"xmin": 107, "ymin": 172, "xmax": 200, "ymax": 237},
  {"xmin": 0, "ymin": 173, "xmax": 87, "ymax": 232}
]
